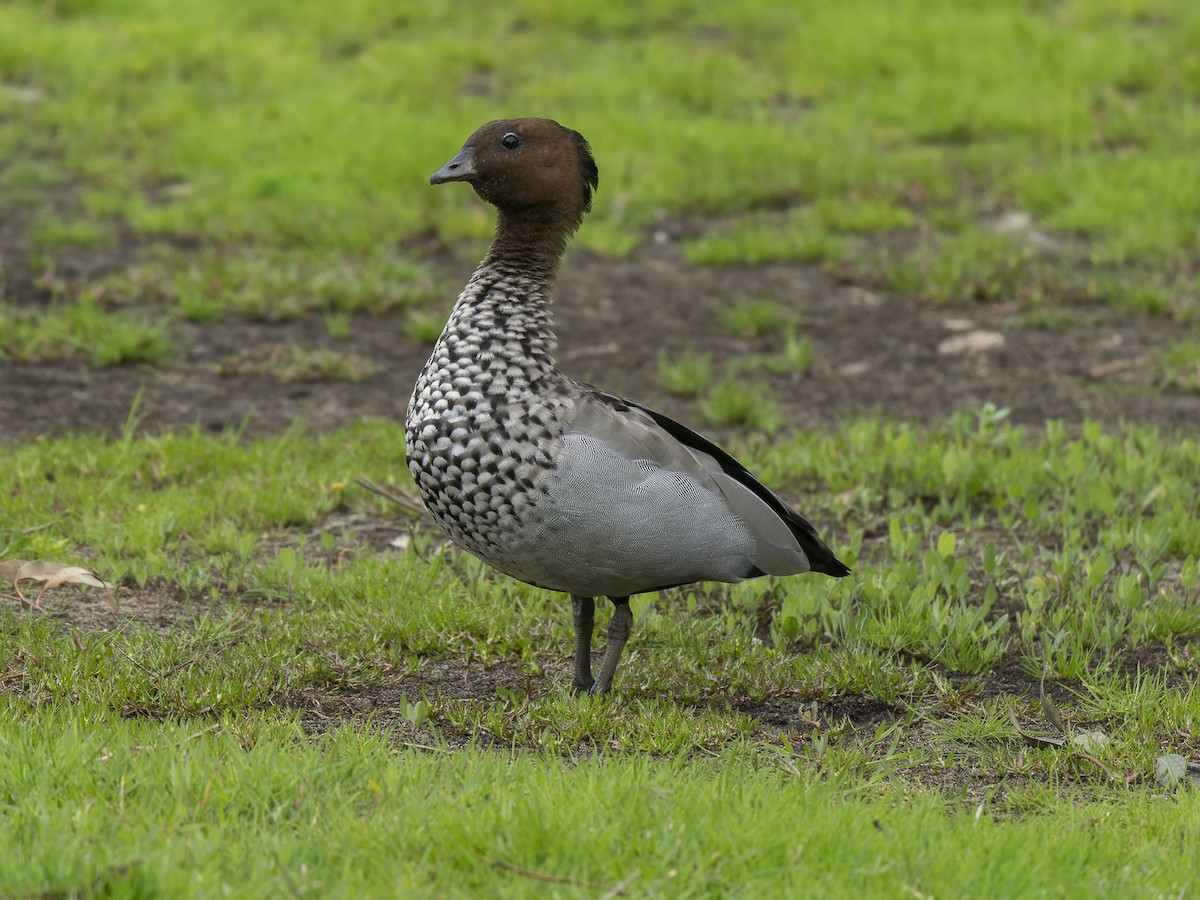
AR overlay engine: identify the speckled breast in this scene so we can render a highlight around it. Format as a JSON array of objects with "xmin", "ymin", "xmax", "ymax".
[{"xmin": 405, "ymin": 359, "xmax": 575, "ymax": 583}]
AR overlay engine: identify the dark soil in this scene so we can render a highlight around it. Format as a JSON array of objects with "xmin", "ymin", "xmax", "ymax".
[
  {"xmin": 7, "ymin": 578, "xmax": 231, "ymax": 635},
  {"xmin": 3, "ymin": 231, "xmax": 1199, "ymax": 442}
]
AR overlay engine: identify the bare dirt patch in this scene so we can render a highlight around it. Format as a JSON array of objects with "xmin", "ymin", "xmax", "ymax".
[
  {"xmin": 281, "ymin": 657, "xmax": 540, "ymax": 740},
  {"xmin": 2, "ymin": 577, "xmax": 235, "ymax": 635},
  {"xmin": 279, "ymin": 656, "xmax": 1053, "ymax": 803},
  {"xmin": 4, "ymin": 235, "xmax": 1199, "ymax": 442}
]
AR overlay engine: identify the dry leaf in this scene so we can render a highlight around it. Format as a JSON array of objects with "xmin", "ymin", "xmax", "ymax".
[
  {"xmin": 0, "ymin": 559, "xmax": 117, "ymax": 613},
  {"xmin": 1155, "ymin": 754, "xmax": 1191, "ymax": 789},
  {"xmin": 1071, "ymin": 730, "xmax": 1110, "ymax": 754},
  {"xmin": 834, "ymin": 484, "xmax": 864, "ymax": 505},
  {"xmin": 1008, "ymin": 710, "xmax": 1065, "ymax": 748},
  {"xmin": 1087, "ymin": 356, "xmax": 1148, "ymax": 380},
  {"xmin": 1039, "ymin": 692, "xmax": 1067, "ymax": 734}
]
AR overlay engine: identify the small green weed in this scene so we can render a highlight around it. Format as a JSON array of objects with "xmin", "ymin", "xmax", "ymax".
[
  {"xmin": 887, "ymin": 230, "xmax": 1069, "ymax": 306},
  {"xmin": 323, "ymin": 310, "xmax": 352, "ymax": 339},
  {"xmin": 700, "ymin": 378, "xmax": 781, "ymax": 433},
  {"xmin": 686, "ymin": 216, "xmax": 848, "ymax": 266},
  {"xmin": 217, "ymin": 343, "xmax": 379, "ymax": 383},
  {"xmin": 762, "ymin": 330, "xmax": 814, "ymax": 375},
  {"xmin": 721, "ymin": 296, "xmax": 792, "ymax": 338},
  {"xmin": 0, "ymin": 298, "xmax": 170, "ymax": 366},
  {"xmin": 657, "ymin": 348, "xmax": 713, "ymax": 396},
  {"xmin": 1158, "ymin": 340, "xmax": 1200, "ymax": 392}
]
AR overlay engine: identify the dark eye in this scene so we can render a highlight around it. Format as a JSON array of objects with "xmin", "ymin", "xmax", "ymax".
[{"xmin": 502, "ymin": 133, "xmax": 519, "ymax": 150}]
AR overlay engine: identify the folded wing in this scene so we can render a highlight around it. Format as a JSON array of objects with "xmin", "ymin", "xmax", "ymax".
[{"xmin": 569, "ymin": 392, "xmax": 849, "ymax": 579}]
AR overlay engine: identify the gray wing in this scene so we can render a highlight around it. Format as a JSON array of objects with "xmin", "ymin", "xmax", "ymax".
[
  {"xmin": 568, "ymin": 394, "xmax": 818, "ymax": 577},
  {"xmin": 521, "ymin": 392, "xmax": 844, "ymax": 598},
  {"xmin": 598, "ymin": 395, "xmax": 849, "ymax": 578}
]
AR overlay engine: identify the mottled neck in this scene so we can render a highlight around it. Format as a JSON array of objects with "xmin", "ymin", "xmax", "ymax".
[{"xmin": 439, "ymin": 262, "xmax": 561, "ymax": 387}]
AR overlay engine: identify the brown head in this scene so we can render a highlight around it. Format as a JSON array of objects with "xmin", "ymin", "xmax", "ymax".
[{"xmin": 431, "ymin": 118, "xmax": 599, "ymax": 261}]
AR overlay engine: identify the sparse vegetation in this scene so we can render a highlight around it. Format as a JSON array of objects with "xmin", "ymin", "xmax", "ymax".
[
  {"xmin": 813, "ymin": 196, "xmax": 917, "ymax": 234},
  {"xmin": 30, "ymin": 213, "xmax": 114, "ymax": 254},
  {"xmin": 657, "ymin": 347, "xmax": 713, "ymax": 397},
  {"xmin": 721, "ymin": 296, "xmax": 792, "ymax": 338},
  {"xmin": 1015, "ymin": 307, "xmax": 1095, "ymax": 330},
  {"xmin": 701, "ymin": 378, "xmax": 782, "ymax": 432},
  {"xmin": 762, "ymin": 330, "xmax": 814, "ymax": 375},
  {"xmin": 216, "ymin": 342, "xmax": 380, "ymax": 383},
  {"xmin": 404, "ymin": 308, "xmax": 448, "ymax": 345},
  {"xmin": 1159, "ymin": 339, "xmax": 1200, "ymax": 392},
  {"xmin": 886, "ymin": 231, "xmax": 1070, "ymax": 306},
  {"xmin": 686, "ymin": 215, "xmax": 848, "ymax": 266},
  {"xmin": 77, "ymin": 247, "xmax": 442, "ymax": 321},
  {"xmin": 0, "ymin": 298, "xmax": 171, "ymax": 366}
]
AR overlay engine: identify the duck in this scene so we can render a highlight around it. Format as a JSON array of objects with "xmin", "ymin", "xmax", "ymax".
[{"xmin": 406, "ymin": 118, "xmax": 849, "ymax": 695}]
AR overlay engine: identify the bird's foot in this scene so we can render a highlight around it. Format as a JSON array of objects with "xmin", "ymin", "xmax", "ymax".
[{"xmin": 586, "ymin": 679, "xmax": 613, "ymax": 696}]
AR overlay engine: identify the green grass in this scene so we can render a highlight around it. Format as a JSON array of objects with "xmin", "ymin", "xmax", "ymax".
[
  {"xmin": 0, "ymin": 296, "xmax": 172, "ymax": 365},
  {"xmin": 721, "ymin": 296, "xmax": 793, "ymax": 338},
  {"xmin": 6, "ymin": 411, "xmax": 1199, "ymax": 683},
  {"xmin": 657, "ymin": 347, "xmax": 713, "ymax": 397},
  {"xmin": 2, "ymin": 0, "xmax": 1200, "ymax": 315},
  {"xmin": 4, "ymin": 708, "xmax": 1197, "ymax": 898},
  {"xmin": 700, "ymin": 378, "xmax": 783, "ymax": 433},
  {"xmin": 2, "ymin": 414, "xmax": 1200, "ymax": 893},
  {"xmin": 2, "ymin": 414, "xmax": 1200, "ymax": 892},
  {"xmin": 1159, "ymin": 338, "xmax": 1200, "ymax": 391}
]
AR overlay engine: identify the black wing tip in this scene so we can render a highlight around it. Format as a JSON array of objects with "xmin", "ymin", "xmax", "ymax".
[
  {"xmin": 783, "ymin": 508, "xmax": 852, "ymax": 578},
  {"xmin": 632, "ymin": 402, "xmax": 853, "ymax": 579},
  {"xmin": 812, "ymin": 556, "xmax": 852, "ymax": 578}
]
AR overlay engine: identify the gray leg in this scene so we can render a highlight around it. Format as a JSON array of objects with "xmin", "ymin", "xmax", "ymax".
[
  {"xmin": 589, "ymin": 598, "xmax": 632, "ymax": 695},
  {"xmin": 571, "ymin": 595, "xmax": 595, "ymax": 693}
]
